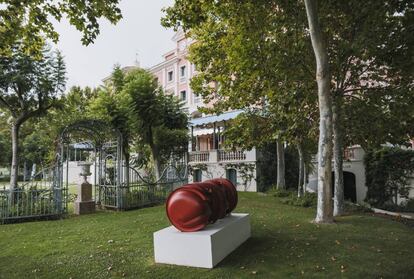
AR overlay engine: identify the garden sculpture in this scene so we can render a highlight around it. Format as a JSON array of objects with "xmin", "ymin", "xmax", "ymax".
[{"xmin": 166, "ymin": 178, "xmax": 238, "ymax": 232}]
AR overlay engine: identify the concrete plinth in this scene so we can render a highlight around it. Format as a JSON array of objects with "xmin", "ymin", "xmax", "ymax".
[
  {"xmin": 74, "ymin": 181, "xmax": 95, "ymax": 215},
  {"xmin": 74, "ymin": 200, "xmax": 95, "ymax": 215},
  {"xmin": 154, "ymin": 213, "xmax": 250, "ymax": 268}
]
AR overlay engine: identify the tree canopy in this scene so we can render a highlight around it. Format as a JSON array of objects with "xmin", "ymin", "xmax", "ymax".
[{"xmin": 0, "ymin": 0, "xmax": 122, "ymax": 57}]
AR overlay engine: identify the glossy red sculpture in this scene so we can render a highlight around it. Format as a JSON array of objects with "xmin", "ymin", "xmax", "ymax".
[{"xmin": 166, "ymin": 178, "xmax": 238, "ymax": 232}]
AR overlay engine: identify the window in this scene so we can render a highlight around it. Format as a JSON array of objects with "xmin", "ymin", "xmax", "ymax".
[
  {"xmin": 180, "ymin": 90, "xmax": 187, "ymax": 101},
  {"xmin": 193, "ymin": 92, "xmax": 201, "ymax": 104},
  {"xmin": 180, "ymin": 65, "xmax": 186, "ymax": 78},
  {"xmin": 226, "ymin": 169, "xmax": 237, "ymax": 186},
  {"xmin": 194, "ymin": 169, "xmax": 202, "ymax": 182},
  {"xmin": 167, "ymin": 71, "xmax": 174, "ymax": 82}
]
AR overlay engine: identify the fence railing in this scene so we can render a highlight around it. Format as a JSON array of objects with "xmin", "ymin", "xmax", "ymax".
[
  {"xmin": 0, "ymin": 186, "xmax": 65, "ymax": 223},
  {"xmin": 189, "ymin": 151, "xmax": 210, "ymax": 162}
]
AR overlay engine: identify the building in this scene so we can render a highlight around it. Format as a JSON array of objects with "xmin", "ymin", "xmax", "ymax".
[{"xmin": 149, "ymin": 29, "xmax": 261, "ymax": 192}]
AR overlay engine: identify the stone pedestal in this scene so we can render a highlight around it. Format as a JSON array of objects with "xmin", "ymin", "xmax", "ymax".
[
  {"xmin": 74, "ymin": 181, "xmax": 95, "ymax": 215},
  {"xmin": 154, "ymin": 213, "xmax": 251, "ymax": 268}
]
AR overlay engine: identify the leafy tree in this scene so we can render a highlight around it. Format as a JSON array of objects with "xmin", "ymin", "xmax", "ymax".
[
  {"xmin": 0, "ymin": 0, "xmax": 122, "ymax": 57},
  {"xmin": 162, "ymin": 0, "xmax": 319, "ymax": 190},
  {"xmin": 0, "ymin": 44, "xmax": 66, "ymax": 190},
  {"xmin": 163, "ymin": 0, "xmax": 414, "ymax": 222},
  {"xmin": 123, "ymin": 69, "xmax": 188, "ymax": 181},
  {"xmin": 87, "ymin": 67, "xmax": 132, "ymax": 173},
  {"xmin": 313, "ymin": 0, "xmax": 414, "ymax": 216}
]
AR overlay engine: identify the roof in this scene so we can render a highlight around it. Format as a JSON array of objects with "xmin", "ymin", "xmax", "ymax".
[{"xmin": 190, "ymin": 110, "xmax": 244, "ymax": 127}]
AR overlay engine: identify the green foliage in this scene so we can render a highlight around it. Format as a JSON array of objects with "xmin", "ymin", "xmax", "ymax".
[
  {"xmin": 0, "ymin": 44, "xmax": 66, "ymax": 121},
  {"xmin": 162, "ymin": 0, "xmax": 414, "ymax": 151},
  {"xmin": 124, "ymin": 69, "xmax": 188, "ymax": 168},
  {"xmin": 256, "ymin": 143, "xmax": 300, "ymax": 192},
  {"xmin": 0, "ymin": 128, "xmax": 11, "ymax": 166},
  {"xmin": 267, "ymin": 186, "xmax": 318, "ymax": 207},
  {"xmin": 282, "ymin": 192, "xmax": 318, "ymax": 208},
  {"xmin": 266, "ymin": 187, "xmax": 292, "ymax": 198},
  {"xmin": 0, "ymin": 0, "xmax": 122, "ymax": 57},
  {"xmin": 364, "ymin": 147, "xmax": 414, "ymax": 207},
  {"xmin": 21, "ymin": 130, "xmax": 53, "ymax": 166},
  {"xmin": 374, "ymin": 198, "xmax": 414, "ymax": 213}
]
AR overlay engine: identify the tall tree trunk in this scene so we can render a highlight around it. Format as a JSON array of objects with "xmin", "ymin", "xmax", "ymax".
[
  {"xmin": 303, "ymin": 159, "xmax": 307, "ymax": 196},
  {"xmin": 276, "ymin": 140, "xmax": 285, "ymax": 189},
  {"xmin": 149, "ymin": 143, "xmax": 161, "ymax": 182},
  {"xmin": 304, "ymin": 0, "xmax": 334, "ymax": 223},
  {"xmin": 297, "ymin": 144, "xmax": 304, "ymax": 197},
  {"xmin": 148, "ymin": 128, "xmax": 161, "ymax": 182},
  {"xmin": 10, "ymin": 123, "xmax": 20, "ymax": 191},
  {"xmin": 333, "ymin": 98, "xmax": 345, "ymax": 216}
]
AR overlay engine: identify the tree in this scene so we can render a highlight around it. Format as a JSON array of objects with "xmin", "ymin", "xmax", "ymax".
[
  {"xmin": 304, "ymin": 0, "xmax": 334, "ymax": 223},
  {"xmin": 316, "ymin": 1, "xmax": 414, "ymax": 216},
  {"xmin": 162, "ymin": 0, "xmax": 318, "ymax": 190},
  {"xmin": 163, "ymin": 0, "xmax": 413, "ymax": 222},
  {"xmin": 87, "ymin": 67, "xmax": 132, "ymax": 175},
  {"xmin": 123, "ymin": 69, "xmax": 188, "ymax": 181},
  {"xmin": 0, "ymin": 44, "xmax": 66, "ymax": 190},
  {"xmin": 0, "ymin": 0, "xmax": 122, "ymax": 57}
]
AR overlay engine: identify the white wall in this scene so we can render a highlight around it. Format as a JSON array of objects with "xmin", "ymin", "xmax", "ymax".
[{"xmin": 188, "ymin": 163, "xmax": 258, "ymax": 192}]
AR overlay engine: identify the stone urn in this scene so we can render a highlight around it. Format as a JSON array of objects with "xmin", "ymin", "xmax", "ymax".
[
  {"xmin": 74, "ymin": 161, "xmax": 95, "ymax": 215},
  {"xmin": 78, "ymin": 161, "xmax": 92, "ymax": 183}
]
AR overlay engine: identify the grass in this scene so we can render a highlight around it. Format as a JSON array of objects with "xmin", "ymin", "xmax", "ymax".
[{"xmin": 0, "ymin": 193, "xmax": 413, "ymax": 279}]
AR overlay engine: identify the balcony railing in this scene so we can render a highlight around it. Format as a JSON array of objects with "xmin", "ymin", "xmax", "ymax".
[
  {"xmin": 189, "ymin": 148, "xmax": 256, "ymax": 163},
  {"xmin": 218, "ymin": 150, "xmax": 246, "ymax": 161},
  {"xmin": 189, "ymin": 151, "xmax": 210, "ymax": 162}
]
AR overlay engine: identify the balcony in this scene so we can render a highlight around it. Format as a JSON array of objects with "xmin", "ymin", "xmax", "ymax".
[{"xmin": 188, "ymin": 148, "xmax": 258, "ymax": 163}]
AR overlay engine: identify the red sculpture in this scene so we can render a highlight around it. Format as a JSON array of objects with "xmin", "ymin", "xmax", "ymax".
[{"xmin": 166, "ymin": 178, "xmax": 238, "ymax": 232}]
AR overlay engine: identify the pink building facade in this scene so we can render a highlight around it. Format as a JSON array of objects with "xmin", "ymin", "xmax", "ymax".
[{"xmin": 149, "ymin": 29, "xmax": 201, "ymax": 117}]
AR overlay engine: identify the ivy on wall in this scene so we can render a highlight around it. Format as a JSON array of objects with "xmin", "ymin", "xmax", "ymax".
[{"xmin": 364, "ymin": 147, "xmax": 414, "ymax": 207}]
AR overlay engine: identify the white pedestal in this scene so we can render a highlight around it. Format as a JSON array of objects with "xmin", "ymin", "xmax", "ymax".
[{"xmin": 154, "ymin": 213, "xmax": 251, "ymax": 268}]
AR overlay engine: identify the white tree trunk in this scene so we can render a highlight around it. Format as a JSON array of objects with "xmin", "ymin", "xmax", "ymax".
[
  {"xmin": 276, "ymin": 140, "xmax": 286, "ymax": 189},
  {"xmin": 333, "ymin": 99, "xmax": 345, "ymax": 216},
  {"xmin": 10, "ymin": 123, "xmax": 20, "ymax": 191},
  {"xmin": 297, "ymin": 144, "xmax": 304, "ymax": 197},
  {"xmin": 303, "ymin": 160, "xmax": 307, "ymax": 196},
  {"xmin": 304, "ymin": 0, "xmax": 334, "ymax": 223}
]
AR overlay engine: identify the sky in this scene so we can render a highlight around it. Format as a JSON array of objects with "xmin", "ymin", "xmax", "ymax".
[{"xmin": 53, "ymin": 0, "xmax": 176, "ymax": 89}]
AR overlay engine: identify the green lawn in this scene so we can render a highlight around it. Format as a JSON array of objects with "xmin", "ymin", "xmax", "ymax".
[{"xmin": 0, "ymin": 193, "xmax": 413, "ymax": 279}]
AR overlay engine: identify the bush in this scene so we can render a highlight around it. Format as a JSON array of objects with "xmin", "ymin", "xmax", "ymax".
[
  {"xmin": 282, "ymin": 192, "xmax": 318, "ymax": 208},
  {"xmin": 267, "ymin": 186, "xmax": 317, "ymax": 208},
  {"xmin": 377, "ymin": 198, "xmax": 414, "ymax": 213},
  {"xmin": 364, "ymin": 147, "xmax": 414, "ymax": 207},
  {"xmin": 266, "ymin": 187, "xmax": 292, "ymax": 197}
]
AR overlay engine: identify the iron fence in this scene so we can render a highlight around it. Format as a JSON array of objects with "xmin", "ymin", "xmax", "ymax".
[
  {"xmin": 97, "ymin": 165, "xmax": 187, "ymax": 210},
  {"xmin": 0, "ymin": 186, "xmax": 66, "ymax": 223}
]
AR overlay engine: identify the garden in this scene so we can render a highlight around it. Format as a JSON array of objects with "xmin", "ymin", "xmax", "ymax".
[
  {"xmin": 1, "ymin": 192, "xmax": 413, "ymax": 278},
  {"xmin": 1, "ymin": 1, "xmax": 414, "ymax": 278}
]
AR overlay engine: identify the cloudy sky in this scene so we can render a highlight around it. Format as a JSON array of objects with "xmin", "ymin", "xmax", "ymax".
[{"xmin": 54, "ymin": 0, "xmax": 175, "ymax": 89}]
